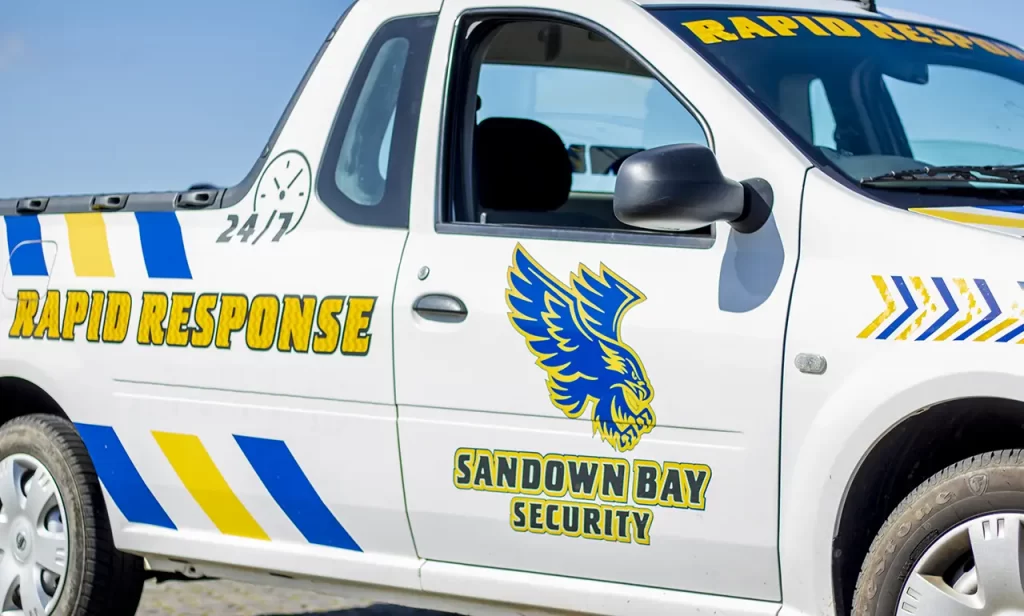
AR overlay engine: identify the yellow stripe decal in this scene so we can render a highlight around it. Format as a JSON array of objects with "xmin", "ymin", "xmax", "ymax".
[
  {"xmin": 65, "ymin": 213, "xmax": 115, "ymax": 277},
  {"xmin": 911, "ymin": 208, "xmax": 1024, "ymax": 229},
  {"xmin": 895, "ymin": 276, "xmax": 932, "ymax": 341},
  {"xmin": 152, "ymin": 431, "xmax": 269, "ymax": 540},
  {"xmin": 857, "ymin": 275, "xmax": 897, "ymax": 339},
  {"xmin": 935, "ymin": 278, "xmax": 976, "ymax": 341},
  {"xmin": 976, "ymin": 317, "xmax": 1019, "ymax": 342}
]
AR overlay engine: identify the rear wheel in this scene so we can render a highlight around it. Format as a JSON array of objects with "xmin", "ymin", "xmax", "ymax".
[
  {"xmin": 0, "ymin": 414, "xmax": 145, "ymax": 616},
  {"xmin": 852, "ymin": 449, "xmax": 1024, "ymax": 615}
]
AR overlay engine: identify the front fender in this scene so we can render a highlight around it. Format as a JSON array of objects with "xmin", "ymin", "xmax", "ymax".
[
  {"xmin": 0, "ymin": 352, "xmax": 107, "ymax": 426},
  {"xmin": 778, "ymin": 356, "xmax": 1024, "ymax": 616}
]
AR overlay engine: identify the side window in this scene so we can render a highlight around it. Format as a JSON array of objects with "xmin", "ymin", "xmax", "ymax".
[
  {"xmin": 317, "ymin": 15, "xmax": 437, "ymax": 228},
  {"xmin": 446, "ymin": 19, "xmax": 710, "ymax": 235}
]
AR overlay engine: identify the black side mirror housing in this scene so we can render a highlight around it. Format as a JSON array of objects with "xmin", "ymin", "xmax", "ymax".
[{"xmin": 613, "ymin": 144, "xmax": 769, "ymax": 234}]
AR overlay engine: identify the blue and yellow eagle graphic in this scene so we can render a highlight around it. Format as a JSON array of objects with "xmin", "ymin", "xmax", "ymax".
[{"xmin": 505, "ymin": 244, "xmax": 656, "ymax": 453}]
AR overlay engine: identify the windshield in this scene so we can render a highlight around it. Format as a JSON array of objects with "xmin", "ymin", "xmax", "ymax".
[{"xmin": 651, "ymin": 8, "xmax": 1024, "ymax": 200}]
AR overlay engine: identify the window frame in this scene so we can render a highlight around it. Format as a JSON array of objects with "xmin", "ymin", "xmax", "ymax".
[
  {"xmin": 435, "ymin": 8, "xmax": 718, "ymax": 250},
  {"xmin": 316, "ymin": 14, "xmax": 438, "ymax": 229}
]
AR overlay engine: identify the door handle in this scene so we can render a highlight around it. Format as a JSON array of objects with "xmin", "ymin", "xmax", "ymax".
[{"xmin": 413, "ymin": 294, "xmax": 468, "ymax": 323}]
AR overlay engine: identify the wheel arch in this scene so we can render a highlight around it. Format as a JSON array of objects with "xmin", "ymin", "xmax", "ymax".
[
  {"xmin": 831, "ymin": 396, "xmax": 1024, "ymax": 615},
  {"xmin": 0, "ymin": 376, "xmax": 70, "ymax": 424},
  {"xmin": 778, "ymin": 363, "xmax": 1024, "ymax": 616}
]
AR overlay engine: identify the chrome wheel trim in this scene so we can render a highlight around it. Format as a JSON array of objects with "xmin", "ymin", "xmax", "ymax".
[
  {"xmin": 0, "ymin": 454, "xmax": 68, "ymax": 616},
  {"xmin": 898, "ymin": 512, "xmax": 1024, "ymax": 615}
]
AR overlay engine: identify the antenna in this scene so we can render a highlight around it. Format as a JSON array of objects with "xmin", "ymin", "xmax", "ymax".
[{"xmin": 859, "ymin": 0, "xmax": 878, "ymax": 12}]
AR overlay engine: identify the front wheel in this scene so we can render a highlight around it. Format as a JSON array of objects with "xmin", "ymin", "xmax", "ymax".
[
  {"xmin": 0, "ymin": 414, "xmax": 145, "ymax": 616},
  {"xmin": 853, "ymin": 449, "xmax": 1024, "ymax": 615}
]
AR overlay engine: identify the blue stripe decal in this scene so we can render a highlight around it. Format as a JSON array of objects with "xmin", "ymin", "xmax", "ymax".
[
  {"xmin": 135, "ymin": 212, "xmax": 192, "ymax": 279},
  {"xmin": 5, "ymin": 217, "xmax": 48, "ymax": 276},
  {"xmin": 877, "ymin": 276, "xmax": 916, "ymax": 340},
  {"xmin": 997, "ymin": 322, "xmax": 1024, "ymax": 343},
  {"xmin": 234, "ymin": 435, "xmax": 362, "ymax": 551},
  {"xmin": 75, "ymin": 423, "xmax": 177, "ymax": 530},
  {"xmin": 917, "ymin": 278, "xmax": 958, "ymax": 341},
  {"xmin": 976, "ymin": 205, "xmax": 1024, "ymax": 215},
  {"xmin": 955, "ymin": 279, "xmax": 1000, "ymax": 341}
]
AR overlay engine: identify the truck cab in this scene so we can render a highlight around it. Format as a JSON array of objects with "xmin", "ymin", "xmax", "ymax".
[{"xmin": 1, "ymin": 0, "xmax": 1024, "ymax": 615}]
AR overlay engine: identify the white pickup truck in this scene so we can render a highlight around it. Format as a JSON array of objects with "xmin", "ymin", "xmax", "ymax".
[{"xmin": 2, "ymin": 0, "xmax": 1024, "ymax": 615}]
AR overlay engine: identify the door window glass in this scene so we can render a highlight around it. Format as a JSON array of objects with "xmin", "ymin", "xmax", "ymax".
[{"xmin": 451, "ymin": 20, "xmax": 709, "ymax": 234}]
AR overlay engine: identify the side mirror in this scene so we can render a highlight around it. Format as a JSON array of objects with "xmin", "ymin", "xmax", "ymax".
[{"xmin": 613, "ymin": 144, "xmax": 768, "ymax": 234}]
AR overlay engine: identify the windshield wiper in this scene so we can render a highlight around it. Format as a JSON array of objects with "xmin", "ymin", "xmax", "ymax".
[{"xmin": 862, "ymin": 164, "xmax": 1024, "ymax": 186}]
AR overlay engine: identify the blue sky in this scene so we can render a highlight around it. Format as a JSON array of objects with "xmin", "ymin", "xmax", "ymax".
[{"xmin": 0, "ymin": 0, "xmax": 1021, "ymax": 198}]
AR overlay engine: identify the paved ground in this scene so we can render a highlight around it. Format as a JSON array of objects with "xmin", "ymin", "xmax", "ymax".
[{"xmin": 136, "ymin": 579, "xmax": 453, "ymax": 616}]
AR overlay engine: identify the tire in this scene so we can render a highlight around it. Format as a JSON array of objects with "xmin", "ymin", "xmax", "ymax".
[
  {"xmin": 0, "ymin": 414, "xmax": 145, "ymax": 616},
  {"xmin": 852, "ymin": 449, "xmax": 1024, "ymax": 615}
]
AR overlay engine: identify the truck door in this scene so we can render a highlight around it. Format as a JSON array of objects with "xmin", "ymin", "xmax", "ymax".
[
  {"xmin": 52, "ymin": 1, "xmax": 440, "ymax": 587},
  {"xmin": 393, "ymin": 0, "xmax": 801, "ymax": 602}
]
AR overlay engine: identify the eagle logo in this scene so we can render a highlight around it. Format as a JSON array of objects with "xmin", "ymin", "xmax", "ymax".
[{"xmin": 505, "ymin": 244, "xmax": 656, "ymax": 452}]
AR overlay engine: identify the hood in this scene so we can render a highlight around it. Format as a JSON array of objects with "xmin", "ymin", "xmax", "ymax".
[{"xmin": 911, "ymin": 205, "xmax": 1024, "ymax": 239}]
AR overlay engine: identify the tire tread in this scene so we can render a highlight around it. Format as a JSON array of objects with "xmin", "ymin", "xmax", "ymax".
[
  {"xmin": 1, "ymin": 414, "xmax": 144, "ymax": 616},
  {"xmin": 852, "ymin": 448, "xmax": 1024, "ymax": 615}
]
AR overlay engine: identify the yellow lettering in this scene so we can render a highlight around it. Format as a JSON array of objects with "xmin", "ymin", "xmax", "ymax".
[
  {"xmin": 631, "ymin": 460, "xmax": 661, "ymax": 507},
  {"xmin": 916, "ymin": 26, "xmax": 954, "ymax": 46},
  {"xmin": 971, "ymin": 36, "xmax": 1010, "ymax": 56},
  {"xmin": 277, "ymin": 295, "xmax": 316, "ymax": 353},
  {"xmin": 9, "ymin": 290, "xmax": 39, "ymax": 338},
  {"xmin": 102, "ymin": 292, "xmax": 131, "ymax": 343},
  {"xmin": 215, "ymin": 294, "xmax": 248, "ymax": 349},
  {"xmin": 681, "ymin": 19, "xmax": 739, "ymax": 44},
  {"xmin": 32, "ymin": 290, "xmax": 61, "ymax": 340},
  {"xmin": 85, "ymin": 291, "xmax": 105, "ymax": 342},
  {"xmin": 890, "ymin": 23, "xmax": 932, "ymax": 43},
  {"xmin": 165, "ymin": 293, "xmax": 194, "ymax": 347},
  {"xmin": 815, "ymin": 17, "xmax": 861, "ymax": 37},
  {"xmin": 794, "ymin": 15, "xmax": 829, "ymax": 36},
  {"xmin": 472, "ymin": 449, "xmax": 496, "ymax": 490},
  {"xmin": 312, "ymin": 296, "xmax": 344, "ymax": 354},
  {"xmin": 857, "ymin": 19, "xmax": 905, "ymax": 40},
  {"xmin": 137, "ymin": 292, "xmax": 169, "ymax": 346},
  {"xmin": 939, "ymin": 30, "xmax": 975, "ymax": 49},
  {"xmin": 680, "ymin": 463, "xmax": 713, "ymax": 510},
  {"xmin": 729, "ymin": 16, "xmax": 776, "ymax": 39},
  {"xmin": 454, "ymin": 448, "xmax": 476, "ymax": 488},
  {"xmin": 61, "ymin": 291, "xmax": 90, "ymax": 341},
  {"xmin": 246, "ymin": 295, "xmax": 279, "ymax": 351},
  {"xmin": 758, "ymin": 15, "xmax": 800, "ymax": 37},
  {"xmin": 1000, "ymin": 43, "xmax": 1024, "ymax": 61},
  {"xmin": 341, "ymin": 297, "xmax": 375, "ymax": 356},
  {"xmin": 191, "ymin": 293, "xmax": 218, "ymax": 348}
]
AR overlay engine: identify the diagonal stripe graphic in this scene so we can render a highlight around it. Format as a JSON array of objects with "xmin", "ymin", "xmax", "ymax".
[
  {"xmin": 935, "ymin": 279, "xmax": 977, "ymax": 341},
  {"xmin": 65, "ymin": 213, "xmax": 115, "ymax": 277},
  {"xmin": 75, "ymin": 423, "xmax": 176, "ymax": 529},
  {"xmin": 234, "ymin": 435, "xmax": 362, "ymax": 552},
  {"xmin": 135, "ymin": 212, "xmax": 192, "ymax": 280},
  {"xmin": 858, "ymin": 275, "xmax": 897, "ymax": 339},
  {"xmin": 955, "ymin": 279, "xmax": 1000, "ymax": 341},
  {"xmin": 916, "ymin": 278, "xmax": 958, "ymax": 341},
  {"xmin": 152, "ymin": 431, "xmax": 269, "ymax": 540},
  {"xmin": 896, "ymin": 276, "xmax": 932, "ymax": 341},
  {"xmin": 5, "ymin": 216, "xmax": 48, "ymax": 277},
  {"xmin": 877, "ymin": 276, "xmax": 916, "ymax": 340}
]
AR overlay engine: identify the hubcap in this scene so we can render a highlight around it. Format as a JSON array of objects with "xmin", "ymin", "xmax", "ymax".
[
  {"xmin": 0, "ymin": 455, "xmax": 68, "ymax": 616},
  {"xmin": 899, "ymin": 512, "xmax": 1024, "ymax": 615}
]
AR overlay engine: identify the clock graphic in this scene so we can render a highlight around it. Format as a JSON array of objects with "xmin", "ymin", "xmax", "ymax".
[{"xmin": 253, "ymin": 149, "xmax": 311, "ymax": 235}]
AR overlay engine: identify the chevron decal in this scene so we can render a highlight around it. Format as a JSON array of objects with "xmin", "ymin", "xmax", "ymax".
[{"xmin": 859, "ymin": 276, "xmax": 1024, "ymax": 343}]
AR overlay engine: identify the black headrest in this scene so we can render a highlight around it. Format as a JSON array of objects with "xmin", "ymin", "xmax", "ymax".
[{"xmin": 474, "ymin": 117, "xmax": 571, "ymax": 212}]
